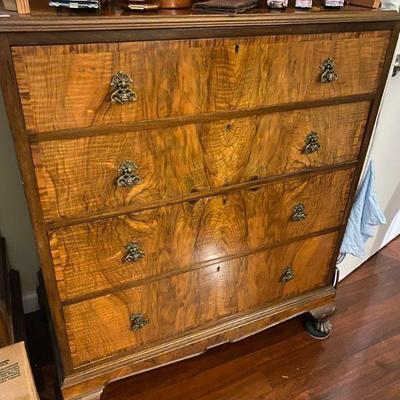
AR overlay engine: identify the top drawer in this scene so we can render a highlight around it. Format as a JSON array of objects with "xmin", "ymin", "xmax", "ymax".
[{"xmin": 12, "ymin": 31, "xmax": 389, "ymax": 134}]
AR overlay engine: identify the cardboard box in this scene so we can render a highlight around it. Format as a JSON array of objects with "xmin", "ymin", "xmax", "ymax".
[{"xmin": 0, "ymin": 342, "xmax": 39, "ymax": 400}]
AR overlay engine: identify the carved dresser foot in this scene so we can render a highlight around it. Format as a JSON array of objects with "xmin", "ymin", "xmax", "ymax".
[{"xmin": 304, "ymin": 304, "xmax": 335, "ymax": 340}]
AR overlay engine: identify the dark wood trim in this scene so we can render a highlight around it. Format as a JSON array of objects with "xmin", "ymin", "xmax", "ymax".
[
  {"xmin": 46, "ymin": 161, "xmax": 358, "ymax": 230},
  {"xmin": 28, "ymin": 94, "xmax": 375, "ymax": 142},
  {"xmin": 62, "ymin": 285, "xmax": 335, "ymax": 392},
  {"xmin": 326, "ymin": 21, "xmax": 400, "ymax": 285},
  {"xmin": 1, "ymin": 10, "xmax": 399, "ymax": 34},
  {"xmin": 0, "ymin": 33, "xmax": 73, "ymax": 374},
  {"xmin": 0, "ymin": 236, "xmax": 25, "ymax": 344},
  {"xmin": 6, "ymin": 20, "xmax": 397, "ymax": 45},
  {"xmin": 61, "ymin": 226, "xmax": 342, "ymax": 306},
  {"xmin": 0, "ymin": 237, "xmax": 12, "ymax": 346},
  {"xmin": 9, "ymin": 269, "xmax": 25, "ymax": 342},
  {"xmin": 37, "ymin": 271, "xmax": 66, "ymax": 393}
]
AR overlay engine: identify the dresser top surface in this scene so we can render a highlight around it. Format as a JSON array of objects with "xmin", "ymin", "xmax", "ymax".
[{"xmin": 0, "ymin": 0, "xmax": 399, "ymax": 33}]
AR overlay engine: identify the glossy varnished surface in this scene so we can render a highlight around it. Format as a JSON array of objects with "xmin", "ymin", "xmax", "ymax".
[
  {"xmin": 27, "ymin": 238, "xmax": 400, "ymax": 400},
  {"xmin": 1, "ymin": 6, "xmax": 399, "ymax": 398},
  {"xmin": 50, "ymin": 169, "xmax": 353, "ymax": 301},
  {"xmin": 12, "ymin": 32, "xmax": 387, "ymax": 133},
  {"xmin": 98, "ymin": 237, "xmax": 400, "ymax": 400},
  {"xmin": 32, "ymin": 102, "xmax": 367, "ymax": 222},
  {"xmin": 0, "ymin": 0, "xmax": 399, "ymax": 32},
  {"xmin": 63, "ymin": 232, "xmax": 337, "ymax": 367}
]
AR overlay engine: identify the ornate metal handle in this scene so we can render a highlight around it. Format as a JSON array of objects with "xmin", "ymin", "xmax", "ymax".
[
  {"xmin": 123, "ymin": 242, "xmax": 144, "ymax": 263},
  {"xmin": 130, "ymin": 313, "xmax": 149, "ymax": 331},
  {"xmin": 110, "ymin": 71, "xmax": 137, "ymax": 104},
  {"xmin": 320, "ymin": 58, "xmax": 338, "ymax": 83},
  {"xmin": 292, "ymin": 203, "xmax": 306, "ymax": 221},
  {"xmin": 303, "ymin": 132, "xmax": 320, "ymax": 154},
  {"xmin": 280, "ymin": 266, "xmax": 295, "ymax": 284},
  {"xmin": 116, "ymin": 161, "xmax": 141, "ymax": 188}
]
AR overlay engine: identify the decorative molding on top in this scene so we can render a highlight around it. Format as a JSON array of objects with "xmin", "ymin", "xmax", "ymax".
[{"xmin": 0, "ymin": 10, "xmax": 399, "ymax": 33}]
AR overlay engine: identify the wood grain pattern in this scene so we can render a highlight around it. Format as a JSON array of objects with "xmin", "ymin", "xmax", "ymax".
[
  {"xmin": 50, "ymin": 168, "xmax": 353, "ymax": 301},
  {"xmin": 1, "ymin": 4, "xmax": 400, "ymax": 34},
  {"xmin": 0, "ymin": 34, "xmax": 74, "ymax": 373},
  {"xmin": 12, "ymin": 31, "xmax": 388, "ymax": 134},
  {"xmin": 63, "ymin": 232, "xmax": 338, "ymax": 368},
  {"xmin": 26, "ymin": 95, "xmax": 374, "ymax": 143},
  {"xmin": 61, "ymin": 286, "xmax": 336, "ymax": 400},
  {"xmin": 31, "ymin": 238, "xmax": 400, "ymax": 400},
  {"xmin": 32, "ymin": 102, "xmax": 367, "ymax": 222},
  {"xmin": 94, "ymin": 237, "xmax": 400, "ymax": 400},
  {"xmin": 2, "ymin": 10, "xmax": 399, "ymax": 400}
]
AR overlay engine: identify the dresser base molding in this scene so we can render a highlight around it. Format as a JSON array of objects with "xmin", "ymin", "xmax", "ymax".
[
  {"xmin": 61, "ymin": 286, "xmax": 335, "ymax": 400},
  {"xmin": 66, "ymin": 388, "xmax": 104, "ymax": 400}
]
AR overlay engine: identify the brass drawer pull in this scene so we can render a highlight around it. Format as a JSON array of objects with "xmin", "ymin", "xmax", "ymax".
[
  {"xmin": 110, "ymin": 71, "xmax": 137, "ymax": 104},
  {"xmin": 280, "ymin": 266, "xmax": 295, "ymax": 284},
  {"xmin": 320, "ymin": 58, "xmax": 338, "ymax": 83},
  {"xmin": 130, "ymin": 313, "xmax": 149, "ymax": 331},
  {"xmin": 123, "ymin": 242, "xmax": 144, "ymax": 263},
  {"xmin": 292, "ymin": 203, "xmax": 306, "ymax": 221},
  {"xmin": 303, "ymin": 132, "xmax": 320, "ymax": 154},
  {"xmin": 116, "ymin": 161, "xmax": 141, "ymax": 188}
]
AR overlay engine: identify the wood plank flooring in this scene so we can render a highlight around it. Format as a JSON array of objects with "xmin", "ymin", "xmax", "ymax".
[
  {"xmin": 27, "ymin": 236, "xmax": 400, "ymax": 400},
  {"xmin": 102, "ymin": 237, "xmax": 400, "ymax": 400}
]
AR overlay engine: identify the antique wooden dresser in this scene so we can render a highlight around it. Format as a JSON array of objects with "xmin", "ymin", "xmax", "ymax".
[{"xmin": 1, "ymin": 3, "xmax": 399, "ymax": 399}]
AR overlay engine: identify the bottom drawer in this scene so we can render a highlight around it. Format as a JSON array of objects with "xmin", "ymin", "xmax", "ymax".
[{"xmin": 64, "ymin": 231, "xmax": 339, "ymax": 368}]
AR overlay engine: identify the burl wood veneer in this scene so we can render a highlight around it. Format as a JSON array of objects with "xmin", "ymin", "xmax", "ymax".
[
  {"xmin": 1, "ymin": 4, "xmax": 399, "ymax": 400},
  {"xmin": 12, "ymin": 32, "xmax": 388, "ymax": 134},
  {"xmin": 64, "ymin": 232, "xmax": 338, "ymax": 368},
  {"xmin": 50, "ymin": 169, "xmax": 353, "ymax": 301},
  {"xmin": 32, "ymin": 102, "xmax": 368, "ymax": 222}
]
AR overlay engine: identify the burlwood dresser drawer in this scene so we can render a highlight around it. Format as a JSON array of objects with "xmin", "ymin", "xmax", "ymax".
[
  {"xmin": 32, "ymin": 102, "xmax": 367, "ymax": 222},
  {"xmin": 50, "ymin": 168, "xmax": 353, "ymax": 301},
  {"xmin": 12, "ymin": 32, "xmax": 387, "ymax": 134},
  {"xmin": 64, "ymin": 231, "xmax": 338, "ymax": 367}
]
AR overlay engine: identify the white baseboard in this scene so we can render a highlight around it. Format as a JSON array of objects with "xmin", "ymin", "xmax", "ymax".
[{"xmin": 22, "ymin": 290, "xmax": 40, "ymax": 314}]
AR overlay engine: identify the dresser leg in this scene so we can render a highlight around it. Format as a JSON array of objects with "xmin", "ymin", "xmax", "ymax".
[{"xmin": 304, "ymin": 304, "xmax": 335, "ymax": 340}]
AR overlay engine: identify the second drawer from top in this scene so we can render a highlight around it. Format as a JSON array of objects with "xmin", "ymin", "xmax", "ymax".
[{"xmin": 32, "ymin": 101, "xmax": 368, "ymax": 222}]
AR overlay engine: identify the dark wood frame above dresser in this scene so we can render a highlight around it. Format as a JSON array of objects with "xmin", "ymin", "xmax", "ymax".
[{"xmin": 1, "ymin": 3, "xmax": 399, "ymax": 399}]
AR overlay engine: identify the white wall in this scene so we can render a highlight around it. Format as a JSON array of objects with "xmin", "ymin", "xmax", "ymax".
[
  {"xmin": 338, "ymin": 36, "xmax": 400, "ymax": 280},
  {"xmin": 0, "ymin": 89, "xmax": 40, "ymax": 313}
]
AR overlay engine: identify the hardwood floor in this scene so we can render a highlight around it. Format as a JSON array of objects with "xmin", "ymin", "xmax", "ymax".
[{"xmin": 28, "ymin": 237, "xmax": 400, "ymax": 400}]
